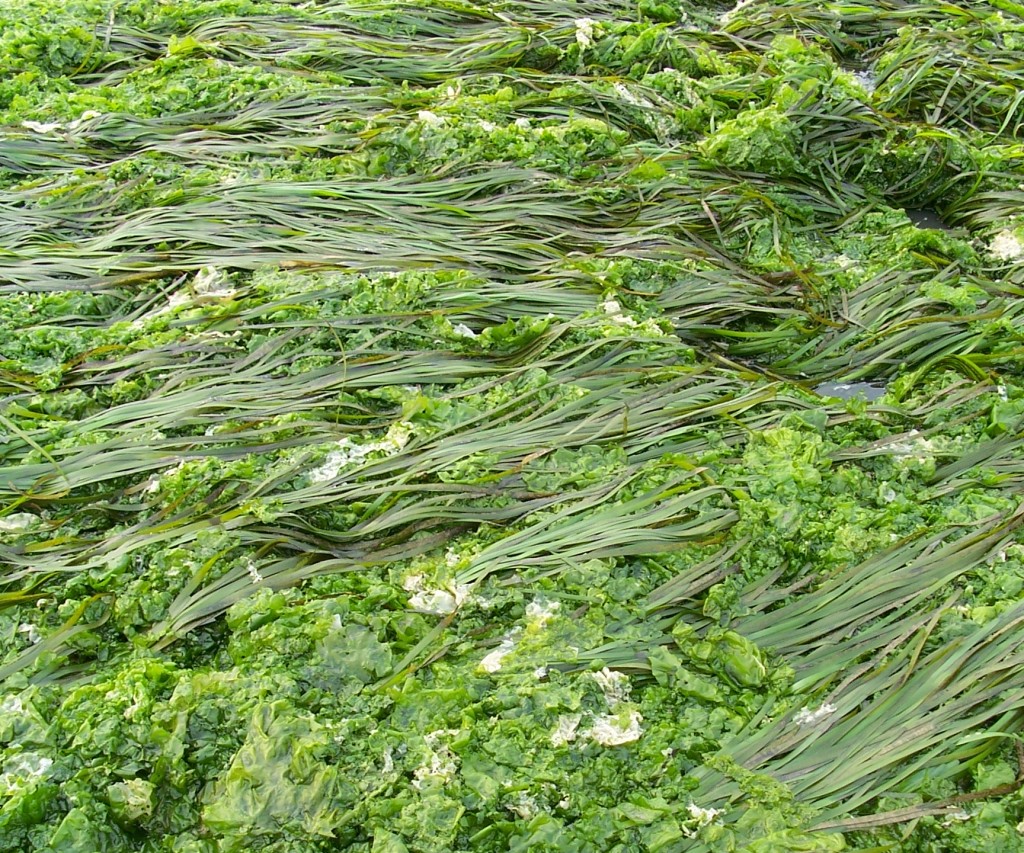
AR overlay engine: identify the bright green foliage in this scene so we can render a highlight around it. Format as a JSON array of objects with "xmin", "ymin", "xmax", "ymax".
[{"xmin": 699, "ymin": 106, "xmax": 802, "ymax": 177}]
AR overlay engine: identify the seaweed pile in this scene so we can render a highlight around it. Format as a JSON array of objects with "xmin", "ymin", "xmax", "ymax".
[{"xmin": 2, "ymin": 1, "xmax": 1024, "ymax": 850}]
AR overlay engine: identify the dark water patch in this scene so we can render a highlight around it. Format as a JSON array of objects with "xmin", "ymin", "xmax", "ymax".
[{"xmin": 904, "ymin": 208, "xmax": 955, "ymax": 232}]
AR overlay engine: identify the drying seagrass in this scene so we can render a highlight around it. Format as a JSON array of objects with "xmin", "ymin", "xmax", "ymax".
[{"xmin": 2, "ymin": 0, "xmax": 1024, "ymax": 850}]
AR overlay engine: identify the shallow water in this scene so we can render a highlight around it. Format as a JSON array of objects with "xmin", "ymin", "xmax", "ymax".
[
  {"xmin": 814, "ymin": 381, "xmax": 887, "ymax": 401},
  {"xmin": 852, "ymin": 69, "xmax": 876, "ymax": 93}
]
